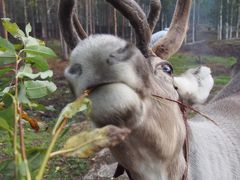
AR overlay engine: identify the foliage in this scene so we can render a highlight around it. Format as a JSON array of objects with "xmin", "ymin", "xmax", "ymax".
[{"xmin": 0, "ymin": 20, "xmax": 126, "ymax": 180}]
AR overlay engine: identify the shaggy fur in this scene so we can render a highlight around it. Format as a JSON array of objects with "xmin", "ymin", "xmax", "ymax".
[{"xmin": 174, "ymin": 66, "xmax": 214, "ymax": 104}]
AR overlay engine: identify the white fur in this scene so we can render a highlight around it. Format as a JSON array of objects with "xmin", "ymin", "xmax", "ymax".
[
  {"xmin": 150, "ymin": 28, "xmax": 169, "ymax": 47},
  {"xmin": 173, "ymin": 66, "xmax": 214, "ymax": 104}
]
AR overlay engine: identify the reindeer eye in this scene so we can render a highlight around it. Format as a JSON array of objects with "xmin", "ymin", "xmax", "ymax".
[{"xmin": 161, "ymin": 64, "xmax": 173, "ymax": 75}]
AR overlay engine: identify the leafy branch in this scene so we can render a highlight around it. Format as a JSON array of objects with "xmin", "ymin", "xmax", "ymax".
[{"xmin": 0, "ymin": 19, "xmax": 130, "ymax": 180}]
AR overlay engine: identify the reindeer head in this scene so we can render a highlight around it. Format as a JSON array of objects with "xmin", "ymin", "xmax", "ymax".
[{"xmin": 59, "ymin": 0, "xmax": 192, "ymax": 179}]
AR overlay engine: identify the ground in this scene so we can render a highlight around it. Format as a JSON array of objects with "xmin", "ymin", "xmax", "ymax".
[{"xmin": 0, "ymin": 39, "xmax": 239, "ymax": 179}]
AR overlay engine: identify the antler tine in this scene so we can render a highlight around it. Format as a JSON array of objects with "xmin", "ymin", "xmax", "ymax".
[
  {"xmin": 152, "ymin": 0, "xmax": 192, "ymax": 60},
  {"xmin": 147, "ymin": 0, "xmax": 161, "ymax": 33},
  {"xmin": 58, "ymin": 0, "xmax": 80, "ymax": 50},
  {"xmin": 73, "ymin": 13, "xmax": 88, "ymax": 39},
  {"xmin": 106, "ymin": 0, "xmax": 152, "ymax": 58}
]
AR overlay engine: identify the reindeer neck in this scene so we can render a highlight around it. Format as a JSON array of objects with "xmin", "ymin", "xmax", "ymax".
[{"xmin": 111, "ymin": 98, "xmax": 187, "ymax": 180}]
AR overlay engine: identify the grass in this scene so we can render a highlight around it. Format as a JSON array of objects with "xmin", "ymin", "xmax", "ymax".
[
  {"xmin": 170, "ymin": 53, "xmax": 236, "ymax": 86},
  {"xmin": 214, "ymin": 75, "xmax": 231, "ymax": 85}
]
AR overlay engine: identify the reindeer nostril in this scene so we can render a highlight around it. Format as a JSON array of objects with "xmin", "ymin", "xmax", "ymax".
[{"xmin": 69, "ymin": 64, "xmax": 82, "ymax": 75}]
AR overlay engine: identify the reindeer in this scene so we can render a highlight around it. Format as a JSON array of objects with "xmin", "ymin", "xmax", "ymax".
[{"xmin": 59, "ymin": 0, "xmax": 240, "ymax": 179}]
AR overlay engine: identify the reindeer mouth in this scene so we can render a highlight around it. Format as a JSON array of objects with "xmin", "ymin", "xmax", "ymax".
[
  {"xmin": 85, "ymin": 81, "xmax": 136, "ymax": 95},
  {"xmin": 84, "ymin": 82, "xmax": 142, "ymax": 128},
  {"xmin": 86, "ymin": 82, "xmax": 115, "ymax": 93}
]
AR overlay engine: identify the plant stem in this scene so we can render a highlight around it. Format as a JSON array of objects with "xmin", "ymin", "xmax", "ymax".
[
  {"xmin": 36, "ymin": 118, "xmax": 68, "ymax": 180},
  {"xmin": 19, "ymin": 106, "xmax": 32, "ymax": 180},
  {"xmin": 14, "ymin": 55, "xmax": 31, "ymax": 179},
  {"xmin": 13, "ymin": 55, "xmax": 20, "ymax": 179},
  {"xmin": 13, "ymin": 96, "xmax": 18, "ymax": 179}
]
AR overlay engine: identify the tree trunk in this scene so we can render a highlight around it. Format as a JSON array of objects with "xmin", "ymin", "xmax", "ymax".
[
  {"xmin": 12, "ymin": 0, "xmax": 16, "ymax": 21},
  {"xmin": 161, "ymin": 13, "xmax": 164, "ymax": 30},
  {"xmin": 39, "ymin": 0, "xmax": 48, "ymax": 40},
  {"xmin": 0, "ymin": 0, "xmax": 7, "ymax": 39},
  {"xmin": 85, "ymin": 0, "xmax": 89, "ymax": 35},
  {"xmin": 225, "ymin": 0, "xmax": 230, "ymax": 39},
  {"xmin": 122, "ymin": 16, "xmax": 125, "ymax": 38},
  {"xmin": 192, "ymin": 0, "xmax": 196, "ymax": 42},
  {"xmin": 113, "ymin": 9, "xmax": 117, "ymax": 36},
  {"xmin": 92, "ymin": 0, "xmax": 95, "ymax": 33},
  {"xmin": 236, "ymin": 0, "xmax": 240, "ymax": 38},
  {"xmin": 60, "ymin": 29, "xmax": 68, "ymax": 60},
  {"xmin": 219, "ymin": 0, "xmax": 223, "ymax": 40},
  {"xmin": 23, "ymin": 0, "xmax": 28, "ymax": 26},
  {"xmin": 107, "ymin": 5, "xmax": 112, "ymax": 34},
  {"xmin": 229, "ymin": 0, "xmax": 234, "ymax": 39},
  {"xmin": 30, "ymin": 0, "xmax": 36, "ymax": 37},
  {"xmin": 89, "ymin": 0, "xmax": 93, "ymax": 34}
]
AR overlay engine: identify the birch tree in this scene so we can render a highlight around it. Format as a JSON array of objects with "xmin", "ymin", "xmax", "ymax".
[
  {"xmin": 236, "ymin": 0, "xmax": 240, "ymax": 38},
  {"xmin": 192, "ymin": 0, "xmax": 196, "ymax": 42},
  {"xmin": 219, "ymin": 0, "xmax": 223, "ymax": 40},
  {"xmin": 0, "ymin": 0, "xmax": 7, "ymax": 39}
]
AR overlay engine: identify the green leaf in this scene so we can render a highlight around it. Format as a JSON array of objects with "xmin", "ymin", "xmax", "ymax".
[
  {"xmin": 2, "ymin": 94, "xmax": 13, "ymax": 108},
  {"xmin": 23, "ymin": 36, "xmax": 41, "ymax": 48},
  {"xmin": 39, "ymin": 70, "xmax": 53, "ymax": 79},
  {"xmin": 25, "ymin": 23, "xmax": 32, "ymax": 37},
  {"xmin": 0, "ymin": 117, "xmax": 13, "ymax": 134},
  {"xmin": 19, "ymin": 63, "xmax": 33, "ymax": 74},
  {"xmin": 18, "ymin": 83, "xmax": 31, "ymax": 105},
  {"xmin": 23, "ymin": 45, "xmax": 57, "ymax": 58},
  {"xmin": 57, "ymin": 125, "xmax": 130, "ymax": 158},
  {"xmin": 0, "ymin": 117, "xmax": 10, "ymax": 131},
  {"xmin": 14, "ymin": 44, "xmax": 24, "ymax": 51},
  {"xmin": 0, "ymin": 67, "xmax": 12, "ymax": 77},
  {"xmin": 17, "ymin": 64, "xmax": 52, "ymax": 80},
  {"xmin": 0, "ymin": 159, "xmax": 15, "ymax": 178},
  {"xmin": 25, "ymin": 56, "xmax": 49, "ymax": 71},
  {"xmin": 0, "ymin": 87, "xmax": 11, "ymax": 97},
  {"xmin": 27, "ymin": 147, "xmax": 46, "ymax": 176},
  {"xmin": 0, "ymin": 106, "xmax": 14, "ymax": 129},
  {"xmin": 0, "ymin": 51, "xmax": 16, "ymax": 65},
  {"xmin": 0, "ymin": 36, "xmax": 15, "ymax": 52},
  {"xmin": 23, "ymin": 102, "xmax": 45, "ymax": 111},
  {"xmin": 2, "ymin": 19, "xmax": 25, "ymax": 39},
  {"xmin": 52, "ymin": 96, "xmax": 91, "ymax": 134},
  {"xmin": 24, "ymin": 80, "xmax": 57, "ymax": 99}
]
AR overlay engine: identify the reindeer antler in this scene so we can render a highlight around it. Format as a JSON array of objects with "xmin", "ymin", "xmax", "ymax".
[
  {"xmin": 107, "ymin": 0, "xmax": 191, "ymax": 60},
  {"xmin": 73, "ymin": 13, "xmax": 88, "ymax": 39},
  {"xmin": 106, "ymin": 0, "xmax": 153, "ymax": 58},
  {"xmin": 59, "ymin": 0, "xmax": 191, "ymax": 60},
  {"xmin": 147, "ymin": 0, "xmax": 161, "ymax": 33},
  {"xmin": 58, "ymin": 0, "xmax": 80, "ymax": 50},
  {"xmin": 152, "ymin": 0, "xmax": 192, "ymax": 60}
]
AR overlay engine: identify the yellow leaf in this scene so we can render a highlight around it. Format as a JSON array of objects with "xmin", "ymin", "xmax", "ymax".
[
  {"xmin": 52, "ymin": 93, "xmax": 91, "ymax": 135},
  {"xmin": 52, "ymin": 125, "xmax": 130, "ymax": 158}
]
